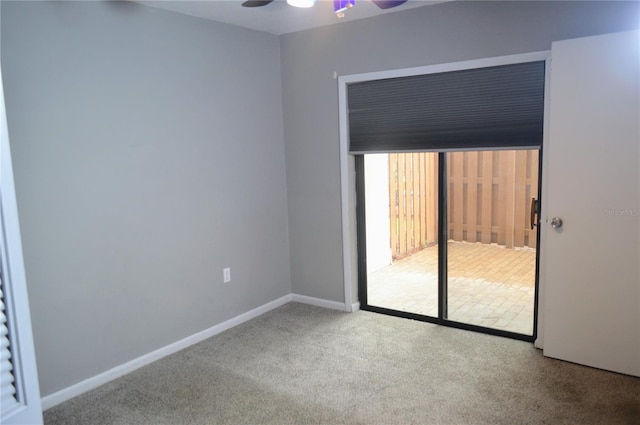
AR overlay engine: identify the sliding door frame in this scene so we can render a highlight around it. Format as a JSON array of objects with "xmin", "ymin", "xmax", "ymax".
[
  {"xmin": 339, "ymin": 52, "xmax": 550, "ymax": 342},
  {"xmin": 355, "ymin": 150, "xmax": 540, "ymax": 342}
]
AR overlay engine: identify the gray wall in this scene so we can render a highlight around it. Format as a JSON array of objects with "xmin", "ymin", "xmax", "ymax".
[
  {"xmin": 1, "ymin": 1, "xmax": 291, "ymax": 396},
  {"xmin": 280, "ymin": 0, "xmax": 640, "ymax": 303}
]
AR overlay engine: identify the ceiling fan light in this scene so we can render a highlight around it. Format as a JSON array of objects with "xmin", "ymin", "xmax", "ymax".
[
  {"xmin": 334, "ymin": 0, "xmax": 355, "ymax": 13},
  {"xmin": 287, "ymin": 0, "xmax": 316, "ymax": 8},
  {"xmin": 334, "ymin": 0, "xmax": 355, "ymax": 17}
]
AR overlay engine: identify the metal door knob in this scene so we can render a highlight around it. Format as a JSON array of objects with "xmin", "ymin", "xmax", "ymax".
[{"xmin": 550, "ymin": 217, "xmax": 563, "ymax": 229}]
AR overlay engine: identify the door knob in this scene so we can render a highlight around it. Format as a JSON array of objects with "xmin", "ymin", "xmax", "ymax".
[{"xmin": 550, "ymin": 217, "xmax": 563, "ymax": 229}]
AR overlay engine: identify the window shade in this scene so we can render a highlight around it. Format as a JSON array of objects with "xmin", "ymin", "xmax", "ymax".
[{"xmin": 347, "ymin": 61, "xmax": 545, "ymax": 153}]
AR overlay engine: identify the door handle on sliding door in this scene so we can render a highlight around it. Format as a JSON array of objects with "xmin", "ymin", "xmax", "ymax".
[{"xmin": 530, "ymin": 198, "xmax": 539, "ymax": 230}]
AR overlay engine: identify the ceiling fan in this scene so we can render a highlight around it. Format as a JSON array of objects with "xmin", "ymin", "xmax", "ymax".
[{"xmin": 242, "ymin": 0, "xmax": 409, "ymax": 17}]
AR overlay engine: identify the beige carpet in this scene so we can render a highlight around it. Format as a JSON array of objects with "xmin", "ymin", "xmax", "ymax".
[{"xmin": 44, "ymin": 303, "xmax": 640, "ymax": 424}]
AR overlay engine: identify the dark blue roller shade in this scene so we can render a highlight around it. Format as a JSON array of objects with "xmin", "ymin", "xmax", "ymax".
[{"xmin": 347, "ymin": 61, "xmax": 545, "ymax": 153}]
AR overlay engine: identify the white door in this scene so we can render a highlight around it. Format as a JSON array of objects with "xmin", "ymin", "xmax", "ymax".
[
  {"xmin": 1, "ymin": 67, "xmax": 43, "ymax": 423},
  {"xmin": 543, "ymin": 30, "xmax": 640, "ymax": 376}
]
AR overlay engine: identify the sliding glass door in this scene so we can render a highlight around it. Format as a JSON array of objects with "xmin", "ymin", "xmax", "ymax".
[
  {"xmin": 363, "ymin": 153, "xmax": 439, "ymax": 318},
  {"xmin": 359, "ymin": 149, "xmax": 540, "ymax": 340},
  {"xmin": 444, "ymin": 150, "xmax": 538, "ymax": 336}
]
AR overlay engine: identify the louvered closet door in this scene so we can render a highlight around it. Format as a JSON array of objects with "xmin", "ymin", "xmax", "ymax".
[{"xmin": 1, "ymin": 65, "xmax": 43, "ymax": 424}]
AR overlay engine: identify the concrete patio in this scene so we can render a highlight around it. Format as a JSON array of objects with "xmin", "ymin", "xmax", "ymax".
[{"xmin": 367, "ymin": 241, "xmax": 536, "ymax": 335}]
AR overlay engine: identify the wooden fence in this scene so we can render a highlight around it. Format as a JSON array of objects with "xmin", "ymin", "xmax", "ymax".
[
  {"xmin": 389, "ymin": 150, "xmax": 539, "ymax": 259},
  {"xmin": 388, "ymin": 153, "xmax": 439, "ymax": 259}
]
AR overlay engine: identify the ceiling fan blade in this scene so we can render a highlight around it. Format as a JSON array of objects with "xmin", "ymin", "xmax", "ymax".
[
  {"xmin": 371, "ymin": 0, "xmax": 408, "ymax": 9},
  {"xmin": 241, "ymin": 0, "xmax": 275, "ymax": 7}
]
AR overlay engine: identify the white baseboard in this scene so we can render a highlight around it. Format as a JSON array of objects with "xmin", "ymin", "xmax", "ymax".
[
  {"xmin": 41, "ymin": 294, "xmax": 292, "ymax": 411},
  {"xmin": 41, "ymin": 292, "xmax": 355, "ymax": 411},
  {"xmin": 351, "ymin": 301, "xmax": 361, "ymax": 312},
  {"xmin": 290, "ymin": 293, "xmax": 348, "ymax": 311}
]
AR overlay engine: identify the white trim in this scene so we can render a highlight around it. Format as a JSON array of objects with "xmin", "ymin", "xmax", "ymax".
[
  {"xmin": 40, "ymin": 293, "xmax": 352, "ymax": 410},
  {"xmin": 338, "ymin": 74, "xmax": 354, "ymax": 312},
  {"xmin": 351, "ymin": 302, "xmax": 361, "ymax": 312},
  {"xmin": 339, "ymin": 51, "xmax": 550, "ymax": 85},
  {"xmin": 291, "ymin": 294, "xmax": 348, "ymax": 311},
  {"xmin": 534, "ymin": 53, "xmax": 553, "ymax": 350},
  {"xmin": 339, "ymin": 51, "xmax": 550, "ymax": 325},
  {"xmin": 41, "ymin": 294, "xmax": 293, "ymax": 410}
]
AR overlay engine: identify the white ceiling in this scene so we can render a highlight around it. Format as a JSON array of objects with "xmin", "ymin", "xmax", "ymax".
[{"xmin": 135, "ymin": 0, "xmax": 445, "ymax": 35}]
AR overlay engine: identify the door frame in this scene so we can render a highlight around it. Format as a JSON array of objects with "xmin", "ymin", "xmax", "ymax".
[{"xmin": 338, "ymin": 52, "xmax": 551, "ymax": 346}]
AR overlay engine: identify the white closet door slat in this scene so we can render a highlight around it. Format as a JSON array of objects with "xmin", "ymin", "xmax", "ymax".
[{"xmin": 0, "ymin": 284, "xmax": 20, "ymax": 414}]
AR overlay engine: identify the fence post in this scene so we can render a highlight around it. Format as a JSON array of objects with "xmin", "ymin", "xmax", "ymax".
[
  {"xmin": 480, "ymin": 151, "xmax": 493, "ymax": 244},
  {"xmin": 467, "ymin": 152, "xmax": 478, "ymax": 243},
  {"xmin": 411, "ymin": 153, "xmax": 420, "ymax": 251},
  {"xmin": 451, "ymin": 153, "xmax": 464, "ymax": 241},
  {"xmin": 389, "ymin": 154, "xmax": 398, "ymax": 257}
]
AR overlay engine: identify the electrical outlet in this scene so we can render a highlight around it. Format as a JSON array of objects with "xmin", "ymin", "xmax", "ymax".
[{"xmin": 223, "ymin": 267, "xmax": 231, "ymax": 283}]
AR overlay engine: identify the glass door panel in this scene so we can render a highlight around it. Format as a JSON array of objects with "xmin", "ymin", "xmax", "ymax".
[
  {"xmin": 445, "ymin": 150, "xmax": 538, "ymax": 335},
  {"xmin": 364, "ymin": 153, "xmax": 439, "ymax": 318}
]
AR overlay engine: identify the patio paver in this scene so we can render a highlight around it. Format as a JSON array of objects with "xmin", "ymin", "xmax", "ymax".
[{"xmin": 367, "ymin": 241, "xmax": 536, "ymax": 335}]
